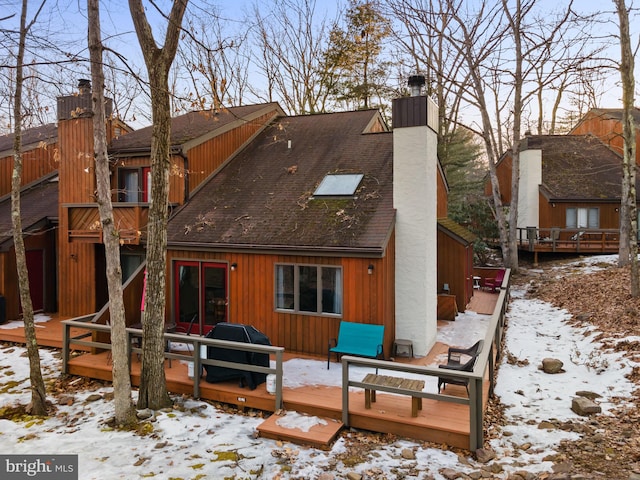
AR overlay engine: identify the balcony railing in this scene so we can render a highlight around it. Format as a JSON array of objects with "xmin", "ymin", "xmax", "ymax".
[
  {"xmin": 64, "ymin": 202, "xmax": 149, "ymax": 245},
  {"xmin": 517, "ymin": 227, "xmax": 620, "ymax": 253}
]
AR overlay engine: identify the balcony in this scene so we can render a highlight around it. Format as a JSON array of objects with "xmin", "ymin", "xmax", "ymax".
[
  {"xmin": 64, "ymin": 203, "xmax": 149, "ymax": 245},
  {"xmin": 517, "ymin": 227, "xmax": 620, "ymax": 263}
]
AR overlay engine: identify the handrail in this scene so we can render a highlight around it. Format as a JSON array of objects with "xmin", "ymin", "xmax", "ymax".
[
  {"xmin": 517, "ymin": 227, "xmax": 619, "ymax": 252},
  {"xmin": 341, "ymin": 269, "xmax": 510, "ymax": 451},
  {"xmin": 61, "ymin": 273, "xmax": 511, "ymax": 450},
  {"xmin": 61, "ymin": 318, "xmax": 285, "ymax": 410}
]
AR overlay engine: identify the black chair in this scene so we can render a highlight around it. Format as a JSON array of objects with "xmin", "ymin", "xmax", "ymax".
[{"xmin": 437, "ymin": 340, "xmax": 483, "ymax": 395}]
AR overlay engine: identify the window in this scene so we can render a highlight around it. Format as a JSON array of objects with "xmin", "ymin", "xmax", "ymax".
[
  {"xmin": 275, "ymin": 264, "xmax": 342, "ymax": 316},
  {"xmin": 120, "ymin": 253, "xmax": 144, "ymax": 281},
  {"xmin": 119, "ymin": 167, "xmax": 151, "ymax": 203},
  {"xmin": 313, "ymin": 173, "xmax": 363, "ymax": 198},
  {"xmin": 566, "ymin": 207, "xmax": 599, "ymax": 229}
]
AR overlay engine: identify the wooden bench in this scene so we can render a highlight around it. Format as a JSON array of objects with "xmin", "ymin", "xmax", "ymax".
[
  {"xmin": 327, "ymin": 321, "xmax": 384, "ymax": 369},
  {"xmin": 361, "ymin": 373, "xmax": 425, "ymax": 417}
]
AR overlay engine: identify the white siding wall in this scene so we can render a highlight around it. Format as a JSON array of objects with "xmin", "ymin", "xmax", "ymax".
[
  {"xmin": 517, "ymin": 148, "xmax": 542, "ymax": 229},
  {"xmin": 393, "ymin": 112, "xmax": 438, "ymax": 357}
]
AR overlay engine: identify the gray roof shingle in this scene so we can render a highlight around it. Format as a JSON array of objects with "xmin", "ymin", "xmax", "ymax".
[
  {"xmin": 524, "ymin": 135, "xmax": 627, "ymax": 201},
  {"xmin": 167, "ymin": 110, "xmax": 394, "ymax": 253},
  {"xmin": 109, "ymin": 104, "xmax": 281, "ymax": 153},
  {"xmin": 0, "ymin": 175, "xmax": 58, "ymax": 249}
]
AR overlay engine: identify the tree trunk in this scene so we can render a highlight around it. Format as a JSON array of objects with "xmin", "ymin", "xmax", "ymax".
[
  {"xmin": 614, "ymin": 0, "xmax": 639, "ymax": 295},
  {"xmin": 11, "ymin": 0, "xmax": 48, "ymax": 416},
  {"xmin": 503, "ymin": 0, "xmax": 523, "ymax": 273},
  {"xmin": 88, "ymin": 0, "xmax": 136, "ymax": 425},
  {"xmin": 128, "ymin": 0, "xmax": 188, "ymax": 410}
]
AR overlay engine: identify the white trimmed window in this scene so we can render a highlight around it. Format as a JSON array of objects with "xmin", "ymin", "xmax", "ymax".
[
  {"xmin": 566, "ymin": 207, "xmax": 599, "ymax": 229},
  {"xmin": 275, "ymin": 264, "xmax": 342, "ymax": 316}
]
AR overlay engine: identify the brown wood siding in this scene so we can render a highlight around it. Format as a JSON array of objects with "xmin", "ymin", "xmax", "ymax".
[
  {"xmin": 570, "ymin": 114, "xmax": 640, "ymax": 163},
  {"xmin": 437, "ymin": 169, "xmax": 448, "ymax": 218},
  {"xmin": 185, "ymin": 111, "xmax": 278, "ymax": 195},
  {"xmin": 538, "ymin": 194, "xmax": 620, "ymax": 230},
  {"xmin": 0, "ymin": 142, "xmax": 59, "ymax": 197},
  {"xmin": 484, "ymin": 154, "xmax": 512, "ymax": 203},
  {"xmin": 437, "ymin": 229, "xmax": 471, "ymax": 313},
  {"xmin": 58, "ymin": 117, "xmax": 97, "ymax": 316},
  {"xmin": 165, "ymin": 242, "xmax": 395, "ymax": 357}
]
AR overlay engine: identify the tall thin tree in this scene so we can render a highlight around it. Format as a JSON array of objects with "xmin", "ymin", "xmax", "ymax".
[
  {"xmin": 613, "ymin": 0, "xmax": 639, "ymax": 295},
  {"xmin": 128, "ymin": 0, "xmax": 188, "ymax": 410},
  {"xmin": 11, "ymin": 0, "xmax": 48, "ymax": 416},
  {"xmin": 87, "ymin": 0, "xmax": 136, "ymax": 425}
]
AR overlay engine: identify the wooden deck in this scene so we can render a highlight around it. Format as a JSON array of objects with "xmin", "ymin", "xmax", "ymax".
[
  {"xmin": 0, "ymin": 293, "xmax": 499, "ymax": 450},
  {"xmin": 63, "ymin": 342, "xmax": 486, "ymax": 449}
]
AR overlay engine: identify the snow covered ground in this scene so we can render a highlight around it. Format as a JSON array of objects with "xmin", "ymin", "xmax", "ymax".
[{"xmin": 0, "ymin": 255, "xmax": 637, "ymax": 479}]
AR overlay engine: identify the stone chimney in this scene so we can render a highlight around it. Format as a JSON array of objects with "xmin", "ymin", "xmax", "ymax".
[{"xmin": 392, "ymin": 75, "xmax": 439, "ymax": 357}]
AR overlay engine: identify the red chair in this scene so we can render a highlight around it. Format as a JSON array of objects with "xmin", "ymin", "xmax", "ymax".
[{"xmin": 483, "ymin": 269, "xmax": 505, "ymax": 292}]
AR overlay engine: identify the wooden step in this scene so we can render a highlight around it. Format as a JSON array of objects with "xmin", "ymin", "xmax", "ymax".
[{"xmin": 256, "ymin": 411, "xmax": 343, "ymax": 449}]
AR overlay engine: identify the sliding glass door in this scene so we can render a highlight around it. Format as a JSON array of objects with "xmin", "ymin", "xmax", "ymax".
[{"xmin": 174, "ymin": 261, "xmax": 228, "ymax": 335}]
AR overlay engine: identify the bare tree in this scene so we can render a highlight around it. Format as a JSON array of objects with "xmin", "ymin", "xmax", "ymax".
[
  {"xmin": 11, "ymin": 0, "xmax": 48, "ymax": 416},
  {"xmin": 88, "ymin": 0, "xmax": 136, "ymax": 425},
  {"xmin": 173, "ymin": 10, "xmax": 251, "ymax": 112},
  {"xmin": 390, "ymin": 0, "xmax": 602, "ymax": 270},
  {"xmin": 249, "ymin": 0, "xmax": 339, "ymax": 114},
  {"xmin": 128, "ymin": 0, "xmax": 188, "ymax": 410},
  {"xmin": 613, "ymin": 0, "xmax": 638, "ymax": 295}
]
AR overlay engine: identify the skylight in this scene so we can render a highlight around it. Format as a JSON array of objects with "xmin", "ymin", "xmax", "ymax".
[{"xmin": 313, "ymin": 173, "xmax": 364, "ymax": 197}]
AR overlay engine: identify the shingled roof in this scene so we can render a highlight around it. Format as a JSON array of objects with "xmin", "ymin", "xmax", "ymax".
[
  {"xmin": 109, "ymin": 103, "xmax": 282, "ymax": 154},
  {"xmin": 0, "ymin": 123, "xmax": 57, "ymax": 154},
  {"xmin": 166, "ymin": 110, "xmax": 394, "ymax": 254},
  {"xmin": 0, "ymin": 174, "xmax": 58, "ymax": 250},
  {"xmin": 524, "ymin": 134, "xmax": 628, "ymax": 201}
]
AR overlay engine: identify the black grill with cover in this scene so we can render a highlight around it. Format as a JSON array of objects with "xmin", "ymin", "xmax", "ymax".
[{"xmin": 204, "ymin": 323, "xmax": 270, "ymax": 390}]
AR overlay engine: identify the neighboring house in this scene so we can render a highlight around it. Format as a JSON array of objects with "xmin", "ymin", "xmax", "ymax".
[
  {"xmin": 1, "ymin": 78, "xmax": 474, "ymax": 359},
  {"xmin": 0, "ymin": 122, "xmax": 58, "ymax": 198},
  {"xmin": 487, "ymin": 132, "xmax": 635, "ymax": 261},
  {"xmin": 0, "ymin": 173, "xmax": 58, "ymax": 320},
  {"xmin": 569, "ymin": 108, "xmax": 640, "ymax": 163}
]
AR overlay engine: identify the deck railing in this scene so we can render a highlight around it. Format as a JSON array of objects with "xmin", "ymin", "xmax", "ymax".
[
  {"xmin": 517, "ymin": 227, "xmax": 619, "ymax": 253},
  {"xmin": 340, "ymin": 270, "xmax": 510, "ymax": 451},
  {"xmin": 61, "ymin": 271, "xmax": 510, "ymax": 450},
  {"xmin": 61, "ymin": 318, "xmax": 285, "ymax": 410}
]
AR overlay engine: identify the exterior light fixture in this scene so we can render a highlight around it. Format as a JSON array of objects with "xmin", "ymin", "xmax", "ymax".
[
  {"xmin": 231, "ymin": 263, "xmax": 237, "ymax": 271},
  {"xmin": 368, "ymin": 264, "xmax": 374, "ymax": 275}
]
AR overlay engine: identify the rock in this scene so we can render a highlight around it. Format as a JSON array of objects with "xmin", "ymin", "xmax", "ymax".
[
  {"xmin": 541, "ymin": 358, "xmax": 564, "ymax": 374},
  {"xmin": 317, "ymin": 474, "xmax": 334, "ymax": 480},
  {"xmin": 58, "ymin": 395, "xmax": 75, "ymax": 406},
  {"xmin": 439, "ymin": 468, "xmax": 465, "ymax": 479},
  {"xmin": 571, "ymin": 396, "xmax": 602, "ymax": 416},
  {"xmin": 401, "ymin": 448, "xmax": 416, "ymax": 460},
  {"xmin": 538, "ymin": 420, "xmax": 556, "ymax": 430},
  {"xmin": 85, "ymin": 394, "xmax": 102, "ymax": 402},
  {"xmin": 630, "ymin": 473, "xmax": 640, "ymax": 480},
  {"xmin": 575, "ymin": 390, "xmax": 601, "ymax": 400},
  {"xmin": 136, "ymin": 408, "xmax": 154, "ymax": 420},
  {"xmin": 346, "ymin": 473, "xmax": 362, "ymax": 480},
  {"xmin": 475, "ymin": 448, "xmax": 496, "ymax": 464}
]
